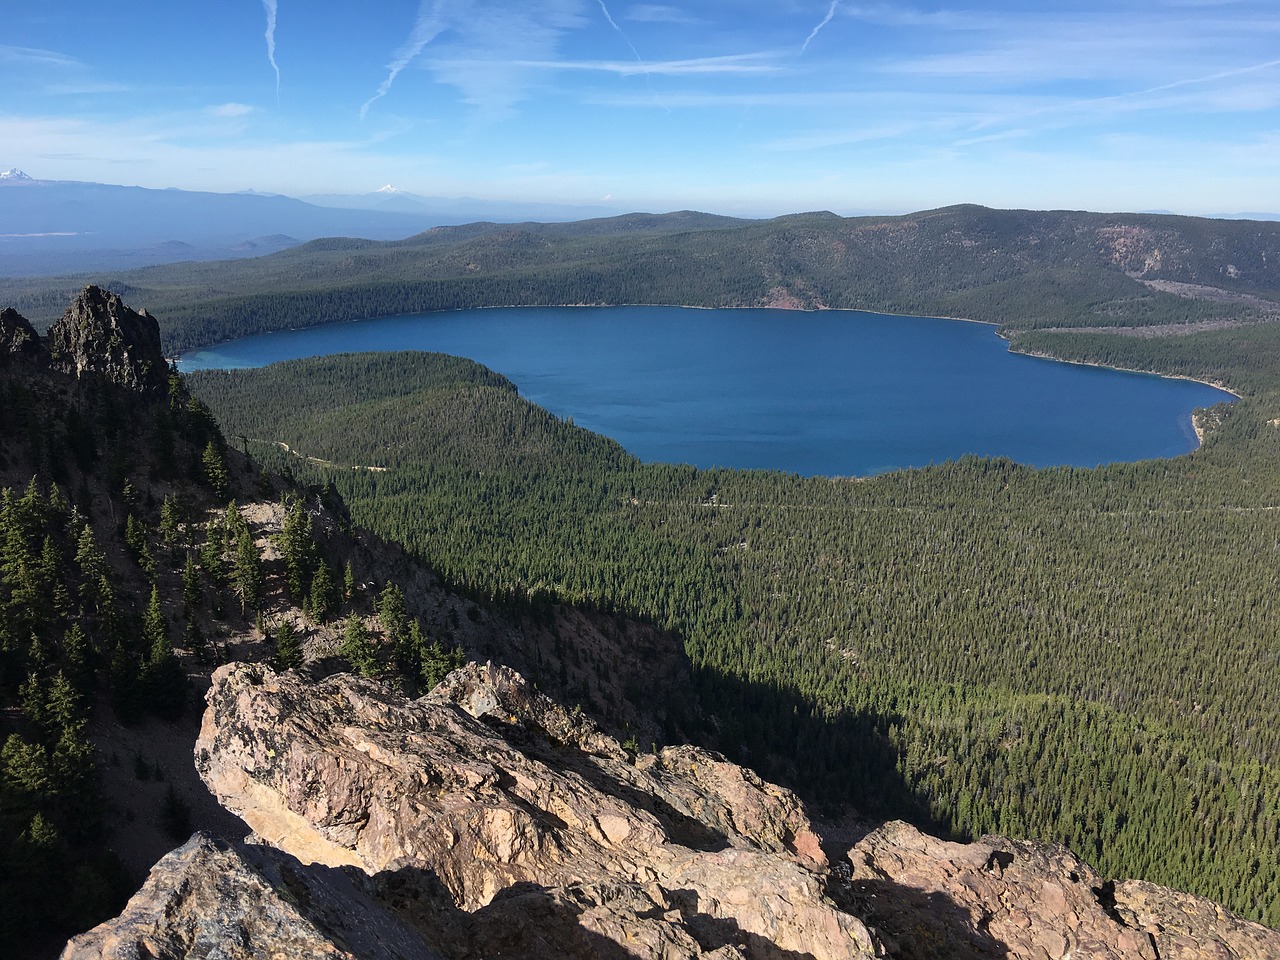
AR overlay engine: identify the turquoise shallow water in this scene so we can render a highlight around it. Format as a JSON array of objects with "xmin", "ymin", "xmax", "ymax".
[{"xmin": 180, "ymin": 305, "xmax": 1236, "ymax": 477}]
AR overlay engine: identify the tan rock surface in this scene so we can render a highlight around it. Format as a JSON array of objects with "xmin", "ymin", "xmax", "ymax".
[
  {"xmin": 76, "ymin": 660, "xmax": 1280, "ymax": 960},
  {"xmin": 847, "ymin": 820, "xmax": 1280, "ymax": 960},
  {"xmin": 60, "ymin": 832, "xmax": 438, "ymax": 960},
  {"xmin": 197, "ymin": 661, "xmax": 879, "ymax": 959}
]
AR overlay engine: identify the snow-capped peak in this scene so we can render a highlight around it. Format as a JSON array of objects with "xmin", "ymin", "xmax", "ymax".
[
  {"xmin": 0, "ymin": 168, "xmax": 33, "ymax": 181},
  {"xmin": 375, "ymin": 183, "xmax": 401, "ymax": 194}
]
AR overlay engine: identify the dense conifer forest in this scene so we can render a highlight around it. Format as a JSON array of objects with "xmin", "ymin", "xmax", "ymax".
[
  {"xmin": 188, "ymin": 338, "xmax": 1280, "ymax": 925},
  {"xmin": 8, "ymin": 204, "xmax": 1280, "ymax": 935},
  {"xmin": 3, "ymin": 204, "xmax": 1279, "ymax": 353}
]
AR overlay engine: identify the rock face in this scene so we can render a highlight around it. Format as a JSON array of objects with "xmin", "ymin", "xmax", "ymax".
[
  {"xmin": 196, "ymin": 661, "xmax": 878, "ymax": 959},
  {"xmin": 60, "ymin": 832, "xmax": 437, "ymax": 960},
  {"xmin": 0, "ymin": 306, "xmax": 45, "ymax": 360},
  {"xmin": 46, "ymin": 285, "xmax": 168, "ymax": 391},
  {"xmin": 72, "ymin": 660, "xmax": 1280, "ymax": 959},
  {"xmin": 847, "ymin": 820, "xmax": 1280, "ymax": 960}
]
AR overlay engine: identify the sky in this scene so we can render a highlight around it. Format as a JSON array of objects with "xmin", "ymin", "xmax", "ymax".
[{"xmin": 3, "ymin": 1, "xmax": 1279, "ymax": 217}]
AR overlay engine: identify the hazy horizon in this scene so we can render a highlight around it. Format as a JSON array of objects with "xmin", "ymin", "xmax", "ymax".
[{"xmin": 5, "ymin": 2, "xmax": 1280, "ymax": 218}]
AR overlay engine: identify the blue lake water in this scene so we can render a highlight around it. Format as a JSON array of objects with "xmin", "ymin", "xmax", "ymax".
[{"xmin": 180, "ymin": 305, "xmax": 1236, "ymax": 477}]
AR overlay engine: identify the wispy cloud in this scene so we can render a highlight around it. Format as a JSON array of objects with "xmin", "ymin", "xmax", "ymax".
[
  {"xmin": 511, "ymin": 53, "xmax": 780, "ymax": 77},
  {"xmin": 209, "ymin": 103, "xmax": 254, "ymax": 118},
  {"xmin": 597, "ymin": 0, "xmax": 645, "ymax": 64},
  {"xmin": 364, "ymin": 1, "xmax": 592, "ymax": 121},
  {"xmin": 801, "ymin": 1, "xmax": 839, "ymax": 54},
  {"xmin": 362, "ymin": 0, "xmax": 451, "ymax": 119},
  {"xmin": 0, "ymin": 45, "xmax": 82, "ymax": 68},
  {"xmin": 767, "ymin": 120, "xmax": 947, "ymax": 152},
  {"xmin": 841, "ymin": 4, "xmax": 1004, "ymax": 31},
  {"xmin": 625, "ymin": 4, "xmax": 700, "ymax": 24},
  {"xmin": 262, "ymin": 0, "xmax": 280, "ymax": 96}
]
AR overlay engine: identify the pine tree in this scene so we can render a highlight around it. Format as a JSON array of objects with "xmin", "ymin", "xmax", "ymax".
[
  {"xmin": 181, "ymin": 552, "xmax": 201, "ymax": 613},
  {"xmin": 340, "ymin": 614, "xmax": 378, "ymax": 677},
  {"xmin": 123, "ymin": 514, "xmax": 146, "ymax": 560},
  {"xmin": 231, "ymin": 528, "xmax": 261, "ymax": 615},
  {"xmin": 201, "ymin": 441, "xmax": 229, "ymax": 499},
  {"xmin": 198, "ymin": 519, "xmax": 226, "ymax": 588},
  {"xmin": 278, "ymin": 496, "xmax": 316, "ymax": 600},
  {"xmin": 141, "ymin": 585, "xmax": 185, "ymax": 720},
  {"xmin": 61, "ymin": 624, "xmax": 94, "ymax": 698},
  {"xmin": 378, "ymin": 582, "xmax": 410, "ymax": 660},
  {"xmin": 309, "ymin": 561, "xmax": 337, "ymax": 622},
  {"xmin": 274, "ymin": 619, "xmax": 303, "ymax": 670},
  {"xmin": 421, "ymin": 633, "xmax": 466, "ymax": 690},
  {"xmin": 159, "ymin": 495, "xmax": 181, "ymax": 545}
]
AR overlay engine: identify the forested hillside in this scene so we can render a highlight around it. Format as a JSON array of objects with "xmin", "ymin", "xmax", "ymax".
[
  {"xmin": 188, "ymin": 339, "xmax": 1280, "ymax": 925},
  {"xmin": 4, "ymin": 205, "xmax": 1280, "ymax": 353},
  {"xmin": 11, "ymin": 204, "xmax": 1280, "ymax": 932}
]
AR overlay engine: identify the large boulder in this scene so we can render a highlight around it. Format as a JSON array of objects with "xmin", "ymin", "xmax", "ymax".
[
  {"xmin": 47, "ymin": 285, "xmax": 168, "ymax": 391},
  {"xmin": 75, "ymin": 659, "xmax": 1280, "ymax": 959},
  {"xmin": 195, "ymin": 661, "xmax": 879, "ymax": 959}
]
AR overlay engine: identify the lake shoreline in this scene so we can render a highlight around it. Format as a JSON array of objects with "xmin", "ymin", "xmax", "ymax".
[{"xmin": 181, "ymin": 304, "xmax": 1233, "ymax": 473}]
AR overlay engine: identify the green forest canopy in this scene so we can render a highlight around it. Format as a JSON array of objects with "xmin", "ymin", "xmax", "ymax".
[
  {"xmin": 188, "ymin": 324, "xmax": 1280, "ymax": 926},
  {"xmin": 8, "ymin": 201, "xmax": 1280, "ymax": 923}
]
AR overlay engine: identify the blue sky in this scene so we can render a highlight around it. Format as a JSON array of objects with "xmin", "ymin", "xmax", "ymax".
[{"xmin": 3, "ymin": 1, "xmax": 1279, "ymax": 216}]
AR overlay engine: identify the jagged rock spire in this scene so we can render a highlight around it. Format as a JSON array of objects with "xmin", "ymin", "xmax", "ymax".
[
  {"xmin": 47, "ymin": 285, "xmax": 168, "ymax": 392},
  {"xmin": 0, "ymin": 306, "xmax": 46, "ymax": 361}
]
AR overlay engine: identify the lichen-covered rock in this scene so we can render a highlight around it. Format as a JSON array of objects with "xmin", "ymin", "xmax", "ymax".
[
  {"xmin": 196, "ymin": 661, "xmax": 880, "ymax": 959},
  {"xmin": 86, "ymin": 661, "xmax": 1280, "ymax": 959},
  {"xmin": 847, "ymin": 820, "xmax": 1280, "ymax": 960},
  {"xmin": 47, "ymin": 285, "xmax": 167, "ymax": 391},
  {"xmin": 0, "ymin": 306, "xmax": 45, "ymax": 361},
  {"xmin": 1114, "ymin": 879, "xmax": 1280, "ymax": 960},
  {"xmin": 59, "ymin": 832, "xmax": 438, "ymax": 960}
]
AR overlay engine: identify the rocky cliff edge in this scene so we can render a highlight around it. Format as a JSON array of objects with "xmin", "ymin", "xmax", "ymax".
[{"xmin": 64, "ymin": 662, "xmax": 1280, "ymax": 960}]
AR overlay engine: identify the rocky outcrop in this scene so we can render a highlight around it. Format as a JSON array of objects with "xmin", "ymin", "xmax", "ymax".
[
  {"xmin": 196, "ymin": 661, "xmax": 878, "ymax": 959},
  {"xmin": 847, "ymin": 820, "xmax": 1280, "ymax": 960},
  {"xmin": 46, "ymin": 285, "xmax": 168, "ymax": 391},
  {"xmin": 0, "ymin": 306, "xmax": 45, "ymax": 360},
  {"xmin": 60, "ymin": 832, "xmax": 438, "ymax": 960},
  {"xmin": 72, "ymin": 660, "xmax": 1280, "ymax": 959}
]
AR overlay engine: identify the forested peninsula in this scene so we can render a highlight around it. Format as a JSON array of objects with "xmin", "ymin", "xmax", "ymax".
[{"xmin": 9, "ymin": 204, "xmax": 1280, "ymax": 927}]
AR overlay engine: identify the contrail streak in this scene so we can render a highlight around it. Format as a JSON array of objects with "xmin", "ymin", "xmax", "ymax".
[
  {"xmin": 801, "ymin": 0, "xmax": 839, "ymax": 54},
  {"xmin": 362, "ymin": 0, "xmax": 448, "ymax": 119},
  {"xmin": 597, "ymin": 0, "xmax": 645, "ymax": 65},
  {"xmin": 262, "ymin": 0, "xmax": 280, "ymax": 96}
]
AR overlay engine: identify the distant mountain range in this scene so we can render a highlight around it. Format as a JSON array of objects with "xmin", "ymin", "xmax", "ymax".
[
  {"xmin": 300, "ymin": 184, "xmax": 617, "ymax": 222},
  {"xmin": 0, "ymin": 172, "xmax": 618, "ymax": 276}
]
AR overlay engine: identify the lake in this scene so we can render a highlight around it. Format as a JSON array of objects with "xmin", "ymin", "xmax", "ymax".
[{"xmin": 179, "ymin": 305, "xmax": 1236, "ymax": 477}]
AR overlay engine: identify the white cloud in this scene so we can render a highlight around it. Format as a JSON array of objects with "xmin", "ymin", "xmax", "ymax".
[
  {"xmin": 364, "ymin": 0, "xmax": 590, "ymax": 120},
  {"xmin": 508, "ymin": 53, "xmax": 780, "ymax": 77},
  {"xmin": 0, "ymin": 45, "xmax": 82, "ymax": 68},
  {"xmin": 624, "ymin": 4, "xmax": 700, "ymax": 24},
  {"xmin": 209, "ymin": 103, "xmax": 254, "ymax": 118}
]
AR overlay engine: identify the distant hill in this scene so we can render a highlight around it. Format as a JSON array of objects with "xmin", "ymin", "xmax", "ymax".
[
  {"xmin": 0, "ymin": 175, "xmax": 617, "ymax": 276},
  {"xmin": 4, "ymin": 202, "xmax": 1280, "ymax": 357},
  {"xmin": 302, "ymin": 185, "xmax": 619, "ymax": 222}
]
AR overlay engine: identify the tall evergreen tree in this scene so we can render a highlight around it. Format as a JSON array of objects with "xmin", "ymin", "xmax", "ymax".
[
  {"xmin": 340, "ymin": 614, "xmax": 378, "ymax": 677},
  {"xmin": 274, "ymin": 619, "xmax": 303, "ymax": 671},
  {"xmin": 141, "ymin": 585, "xmax": 185, "ymax": 721},
  {"xmin": 231, "ymin": 528, "xmax": 261, "ymax": 615},
  {"xmin": 201, "ymin": 441, "xmax": 229, "ymax": 499},
  {"xmin": 308, "ymin": 561, "xmax": 337, "ymax": 622}
]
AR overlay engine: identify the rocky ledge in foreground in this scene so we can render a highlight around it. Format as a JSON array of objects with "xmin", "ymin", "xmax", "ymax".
[{"xmin": 67, "ymin": 662, "xmax": 1280, "ymax": 959}]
